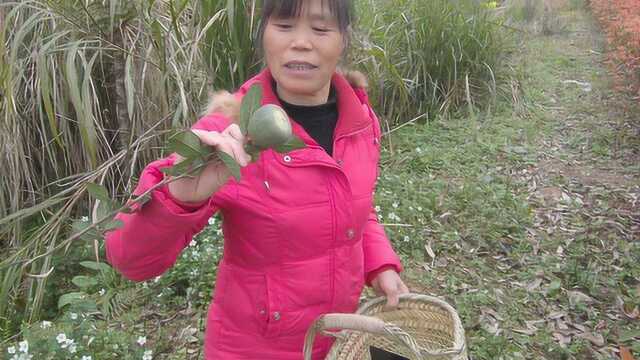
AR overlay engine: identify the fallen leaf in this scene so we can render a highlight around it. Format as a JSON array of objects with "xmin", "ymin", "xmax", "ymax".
[
  {"xmin": 425, "ymin": 242, "xmax": 436, "ymax": 261},
  {"xmin": 553, "ymin": 331, "xmax": 572, "ymax": 347},
  {"xmin": 622, "ymin": 304, "xmax": 640, "ymax": 320},
  {"xmin": 480, "ymin": 308, "xmax": 502, "ymax": 336},
  {"xmin": 548, "ymin": 311, "xmax": 567, "ymax": 320},
  {"xmin": 513, "ymin": 327, "xmax": 537, "ymax": 335},
  {"xmin": 617, "ymin": 296, "xmax": 640, "ymax": 320},
  {"xmin": 576, "ymin": 332, "xmax": 605, "ymax": 347},
  {"xmin": 527, "ymin": 278, "xmax": 543, "ymax": 292},
  {"xmin": 568, "ymin": 290, "xmax": 596, "ymax": 307},
  {"xmin": 620, "ymin": 346, "xmax": 635, "ymax": 360},
  {"xmin": 570, "ymin": 322, "xmax": 587, "ymax": 333},
  {"xmin": 435, "ymin": 257, "xmax": 448, "ymax": 267}
]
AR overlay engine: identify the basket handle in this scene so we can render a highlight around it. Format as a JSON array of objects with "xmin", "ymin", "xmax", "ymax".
[{"xmin": 303, "ymin": 313, "xmax": 423, "ymax": 360}]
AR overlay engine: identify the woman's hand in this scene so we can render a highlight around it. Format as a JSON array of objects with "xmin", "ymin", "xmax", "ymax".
[
  {"xmin": 167, "ymin": 124, "xmax": 251, "ymax": 204},
  {"xmin": 370, "ymin": 270, "xmax": 410, "ymax": 310}
]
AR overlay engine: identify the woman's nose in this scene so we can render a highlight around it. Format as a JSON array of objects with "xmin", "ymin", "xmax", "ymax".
[{"xmin": 290, "ymin": 29, "xmax": 313, "ymax": 50}]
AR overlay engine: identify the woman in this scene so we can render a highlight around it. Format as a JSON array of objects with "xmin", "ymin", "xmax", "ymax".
[{"xmin": 105, "ymin": 0, "xmax": 409, "ymax": 358}]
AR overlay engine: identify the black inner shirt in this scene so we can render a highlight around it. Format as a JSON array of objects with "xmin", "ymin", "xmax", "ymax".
[{"xmin": 274, "ymin": 83, "xmax": 338, "ymax": 156}]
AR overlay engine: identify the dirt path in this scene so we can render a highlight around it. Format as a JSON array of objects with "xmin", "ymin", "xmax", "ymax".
[{"xmin": 399, "ymin": 3, "xmax": 639, "ymax": 359}]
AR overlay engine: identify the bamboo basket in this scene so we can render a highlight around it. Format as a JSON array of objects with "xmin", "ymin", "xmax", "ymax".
[{"xmin": 303, "ymin": 294, "xmax": 468, "ymax": 360}]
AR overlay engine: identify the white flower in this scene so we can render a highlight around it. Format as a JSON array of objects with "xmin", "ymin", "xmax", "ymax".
[
  {"xmin": 403, "ymin": 235, "xmax": 410, "ymax": 242},
  {"xmin": 81, "ymin": 216, "xmax": 89, "ymax": 222},
  {"xmin": 61, "ymin": 339, "xmax": 74, "ymax": 349},
  {"xmin": 415, "ymin": 147, "xmax": 422, "ymax": 153},
  {"xmin": 137, "ymin": 336, "xmax": 147, "ymax": 346},
  {"xmin": 56, "ymin": 333, "xmax": 67, "ymax": 344},
  {"xmin": 70, "ymin": 313, "xmax": 78, "ymax": 320},
  {"xmin": 7, "ymin": 346, "xmax": 16, "ymax": 354},
  {"xmin": 208, "ymin": 217, "xmax": 215, "ymax": 225},
  {"xmin": 154, "ymin": 276, "xmax": 161, "ymax": 283},
  {"xmin": 69, "ymin": 344, "xmax": 77, "ymax": 353},
  {"xmin": 98, "ymin": 288, "xmax": 106, "ymax": 296},
  {"xmin": 387, "ymin": 212, "xmax": 400, "ymax": 221},
  {"xmin": 374, "ymin": 205, "xmax": 381, "ymax": 212},
  {"xmin": 40, "ymin": 320, "xmax": 52, "ymax": 329},
  {"xmin": 82, "ymin": 356, "xmax": 92, "ymax": 360},
  {"xmin": 143, "ymin": 350, "xmax": 153, "ymax": 360},
  {"xmin": 11, "ymin": 354, "xmax": 33, "ymax": 360},
  {"xmin": 392, "ymin": 202, "xmax": 398, "ymax": 208},
  {"xmin": 189, "ymin": 240, "xmax": 197, "ymax": 247},
  {"xmin": 417, "ymin": 206, "xmax": 423, "ymax": 211},
  {"xmin": 18, "ymin": 341, "xmax": 27, "ymax": 353}
]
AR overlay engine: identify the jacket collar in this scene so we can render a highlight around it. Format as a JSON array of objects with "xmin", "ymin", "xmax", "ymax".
[{"xmin": 244, "ymin": 68, "xmax": 371, "ymax": 141}]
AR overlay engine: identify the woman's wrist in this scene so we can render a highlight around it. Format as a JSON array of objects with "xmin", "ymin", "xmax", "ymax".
[{"xmin": 167, "ymin": 177, "xmax": 209, "ymax": 204}]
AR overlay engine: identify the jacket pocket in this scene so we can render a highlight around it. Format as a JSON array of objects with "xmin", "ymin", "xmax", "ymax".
[
  {"xmin": 216, "ymin": 263, "xmax": 270, "ymax": 336},
  {"xmin": 264, "ymin": 256, "xmax": 332, "ymax": 338}
]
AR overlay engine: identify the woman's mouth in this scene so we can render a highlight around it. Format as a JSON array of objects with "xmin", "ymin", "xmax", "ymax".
[{"xmin": 284, "ymin": 62, "xmax": 317, "ymax": 71}]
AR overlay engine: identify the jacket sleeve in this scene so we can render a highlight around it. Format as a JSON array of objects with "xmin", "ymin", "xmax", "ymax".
[
  {"xmin": 362, "ymin": 205, "xmax": 403, "ymax": 285},
  {"xmin": 105, "ymin": 114, "xmax": 235, "ymax": 282},
  {"xmin": 360, "ymin": 97, "xmax": 403, "ymax": 285}
]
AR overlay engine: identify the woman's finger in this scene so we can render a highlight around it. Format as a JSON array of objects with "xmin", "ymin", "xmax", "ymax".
[
  {"xmin": 385, "ymin": 286, "xmax": 400, "ymax": 310},
  {"xmin": 191, "ymin": 129, "xmax": 249, "ymax": 166},
  {"xmin": 192, "ymin": 129, "xmax": 224, "ymax": 147},
  {"xmin": 224, "ymin": 123, "xmax": 245, "ymax": 142},
  {"xmin": 225, "ymin": 133, "xmax": 250, "ymax": 167}
]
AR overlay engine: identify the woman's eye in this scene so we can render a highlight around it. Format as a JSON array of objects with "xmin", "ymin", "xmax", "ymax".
[
  {"xmin": 275, "ymin": 23, "xmax": 292, "ymax": 29},
  {"xmin": 313, "ymin": 27, "xmax": 330, "ymax": 33}
]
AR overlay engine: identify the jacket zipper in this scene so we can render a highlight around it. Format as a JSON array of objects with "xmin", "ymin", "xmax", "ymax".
[{"xmin": 326, "ymin": 172, "xmax": 337, "ymax": 312}]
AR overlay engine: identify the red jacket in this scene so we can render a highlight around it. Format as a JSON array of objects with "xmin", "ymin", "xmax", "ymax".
[{"xmin": 105, "ymin": 69, "xmax": 403, "ymax": 359}]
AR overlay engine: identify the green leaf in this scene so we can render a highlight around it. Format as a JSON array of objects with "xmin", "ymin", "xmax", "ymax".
[
  {"xmin": 96, "ymin": 198, "xmax": 117, "ymax": 221},
  {"xmin": 160, "ymin": 158, "xmax": 197, "ymax": 177},
  {"xmin": 217, "ymin": 151, "xmax": 241, "ymax": 182},
  {"xmin": 138, "ymin": 193, "xmax": 152, "ymax": 206},
  {"xmin": 101, "ymin": 219, "xmax": 124, "ymax": 232},
  {"xmin": 167, "ymin": 130, "xmax": 208, "ymax": 159},
  {"xmin": 37, "ymin": 51, "xmax": 63, "ymax": 150},
  {"xmin": 87, "ymin": 183, "xmax": 110, "ymax": 202},
  {"xmin": 72, "ymin": 276, "xmax": 98, "ymax": 289},
  {"xmin": 58, "ymin": 292, "xmax": 88, "ymax": 309},
  {"xmin": 272, "ymin": 135, "xmax": 306, "ymax": 153},
  {"xmin": 71, "ymin": 219, "xmax": 102, "ymax": 242},
  {"xmin": 124, "ymin": 54, "xmax": 135, "ymax": 121},
  {"xmin": 244, "ymin": 143, "xmax": 262, "ymax": 162},
  {"xmin": 240, "ymin": 84, "xmax": 262, "ymax": 134},
  {"xmin": 79, "ymin": 261, "xmax": 112, "ymax": 273}
]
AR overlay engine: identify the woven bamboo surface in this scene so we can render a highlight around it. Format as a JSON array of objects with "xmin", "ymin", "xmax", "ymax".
[{"xmin": 303, "ymin": 294, "xmax": 468, "ymax": 360}]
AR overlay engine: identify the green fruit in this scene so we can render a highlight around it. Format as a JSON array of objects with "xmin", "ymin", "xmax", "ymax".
[{"xmin": 248, "ymin": 104, "xmax": 292, "ymax": 149}]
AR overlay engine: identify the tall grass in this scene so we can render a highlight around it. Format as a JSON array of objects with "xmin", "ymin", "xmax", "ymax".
[
  {"xmin": 0, "ymin": 0, "xmax": 259, "ymax": 334},
  {"xmin": 354, "ymin": 0, "xmax": 511, "ymax": 124}
]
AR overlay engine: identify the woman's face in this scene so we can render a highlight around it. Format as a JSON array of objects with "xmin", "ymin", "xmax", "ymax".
[{"xmin": 263, "ymin": 1, "xmax": 345, "ymax": 106}]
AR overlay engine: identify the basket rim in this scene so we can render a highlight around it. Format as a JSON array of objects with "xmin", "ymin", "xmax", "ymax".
[{"xmin": 354, "ymin": 293, "xmax": 467, "ymax": 355}]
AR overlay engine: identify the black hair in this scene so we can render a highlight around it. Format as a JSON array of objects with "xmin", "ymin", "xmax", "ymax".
[{"xmin": 256, "ymin": 0, "xmax": 354, "ymax": 53}]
